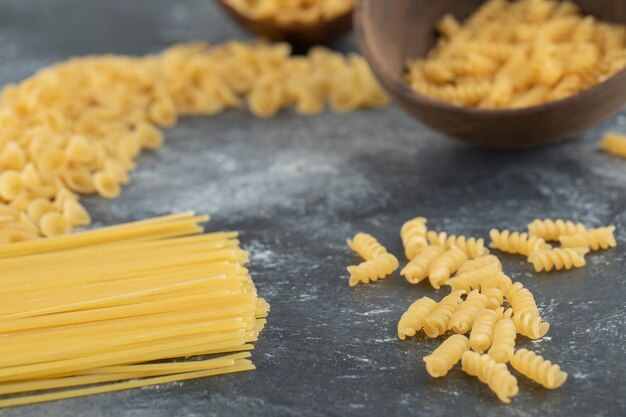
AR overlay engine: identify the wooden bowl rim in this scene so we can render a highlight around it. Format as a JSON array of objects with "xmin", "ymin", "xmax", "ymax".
[
  {"xmin": 354, "ymin": 0, "xmax": 626, "ymax": 118},
  {"xmin": 217, "ymin": 0, "xmax": 354, "ymax": 31}
]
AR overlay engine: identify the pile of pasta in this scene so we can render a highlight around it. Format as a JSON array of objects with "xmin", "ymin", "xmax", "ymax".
[
  {"xmin": 406, "ymin": 0, "xmax": 626, "ymax": 108},
  {"xmin": 346, "ymin": 216, "xmax": 617, "ymax": 403},
  {"xmin": 600, "ymin": 132, "xmax": 626, "ymax": 159},
  {"xmin": 0, "ymin": 212, "xmax": 269, "ymax": 408},
  {"xmin": 223, "ymin": 0, "xmax": 355, "ymax": 25},
  {"xmin": 0, "ymin": 40, "xmax": 387, "ymax": 244}
]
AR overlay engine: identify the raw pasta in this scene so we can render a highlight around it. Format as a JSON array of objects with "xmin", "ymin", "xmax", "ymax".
[
  {"xmin": 456, "ymin": 254, "xmax": 502, "ymax": 275},
  {"xmin": 449, "ymin": 290, "xmax": 489, "ymax": 334},
  {"xmin": 400, "ymin": 245, "xmax": 444, "ymax": 284},
  {"xmin": 527, "ymin": 218, "xmax": 586, "ymax": 241},
  {"xmin": 510, "ymin": 349, "xmax": 567, "ymax": 389},
  {"xmin": 426, "ymin": 231, "xmax": 489, "ymax": 259},
  {"xmin": 428, "ymin": 247, "xmax": 468, "ymax": 289},
  {"xmin": 506, "ymin": 282, "xmax": 540, "ymax": 317},
  {"xmin": 223, "ymin": 0, "xmax": 355, "ymax": 25},
  {"xmin": 347, "ymin": 232, "xmax": 388, "ymax": 261},
  {"xmin": 528, "ymin": 247, "xmax": 588, "ymax": 272},
  {"xmin": 512, "ymin": 311, "xmax": 550, "ymax": 340},
  {"xmin": 559, "ymin": 226, "xmax": 617, "ymax": 251},
  {"xmin": 397, "ymin": 297, "xmax": 437, "ymax": 340},
  {"xmin": 469, "ymin": 308, "xmax": 502, "ymax": 353},
  {"xmin": 461, "ymin": 351, "xmax": 519, "ymax": 403},
  {"xmin": 423, "ymin": 291, "xmax": 466, "ymax": 338},
  {"xmin": 445, "ymin": 264, "xmax": 504, "ymax": 293},
  {"xmin": 481, "ymin": 288, "xmax": 504, "ymax": 310},
  {"xmin": 346, "ymin": 253, "xmax": 399, "ymax": 287},
  {"xmin": 600, "ymin": 132, "xmax": 626, "ymax": 158},
  {"xmin": 423, "ymin": 334, "xmax": 470, "ymax": 378},
  {"xmin": 489, "ymin": 229, "xmax": 550, "ymax": 257},
  {"xmin": 406, "ymin": 0, "xmax": 626, "ymax": 109},
  {"xmin": 488, "ymin": 318, "xmax": 516, "ymax": 363},
  {"xmin": 400, "ymin": 217, "xmax": 428, "ymax": 260}
]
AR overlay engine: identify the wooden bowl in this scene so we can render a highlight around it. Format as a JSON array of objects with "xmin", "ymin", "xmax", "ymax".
[
  {"xmin": 216, "ymin": 0, "xmax": 353, "ymax": 48},
  {"xmin": 354, "ymin": 0, "xmax": 626, "ymax": 148}
]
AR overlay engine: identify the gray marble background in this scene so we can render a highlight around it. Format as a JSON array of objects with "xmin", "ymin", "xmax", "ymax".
[{"xmin": 0, "ymin": 0, "xmax": 624, "ymax": 416}]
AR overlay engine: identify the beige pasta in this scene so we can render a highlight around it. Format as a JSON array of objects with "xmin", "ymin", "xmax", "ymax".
[
  {"xmin": 428, "ymin": 247, "xmax": 468, "ymax": 289},
  {"xmin": 0, "ymin": 170, "xmax": 24, "ymax": 200},
  {"xmin": 38, "ymin": 212, "xmax": 71, "ymax": 237},
  {"xmin": 480, "ymin": 272, "xmax": 513, "ymax": 293},
  {"xmin": 423, "ymin": 290, "xmax": 466, "ymax": 338},
  {"xmin": 489, "ymin": 229, "xmax": 551, "ymax": 257},
  {"xmin": 506, "ymin": 282, "xmax": 540, "ymax": 317},
  {"xmin": 426, "ymin": 231, "xmax": 488, "ymax": 259},
  {"xmin": 347, "ymin": 253, "xmax": 399, "ymax": 287},
  {"xmin": 512, "ymin": 311, "xmax": 550, "ymax": 340},
  {"xmin": 347, "ymin": 232, "xmax": 388, "ymax": 261},
  {"xmin": 461, "ymin": 351, "xmax": 519, "ymax": 403},
  {"xmin": 469, "ymin": 308, "xmax": 501, "ymax": 353},
  {"xmin": 457, "ymin": 254, "xmax": 502, "ymax": 275},
  {"xmin": 600, "ymin": 132, "xmax": 626, "ymax": 158},
  {"xmin": 62, "ymin": 200, "xmax": 91, "ymax": 227},
  {"xmin": 559, "ymin": 226, "xmax": 617, "ymax": 251},
  {"xmin": 481, "ymin": 288, "xmax": 504, "ymax": 310},
  {"xmin": 528, "ymin": 218, "xmax": 586, "ymax": 241},
  {"xmin": 26, "ymin": 199, "xmax": 58, "ymax": 224},
  {"xmin": 488, "ymin": 318, "xmax": 516, "ymax": 363},
  {"xmin": 528, "ymin": 247, "xmax": 588, "ymax": 272},
  {"xmin": 397, "ymin": 297, "xmax": 438, "ymax": 340},
  {"xmin": 445, "ymin": 264, "xmax": 503, "ymax": 293},
  {"xmin": 400, "ymin": 245, "xmax": 444, "ymax": 284},
  {"xmin": 449, "ymin": 290, "xmax": 489, "ymax": 334},
  {"xmin": 510, "ymin": 349, "xmax": 567, "ymax": 389},
  {"xmin": 400, "ymin": 217, "xmax": 428, "ymax": 260},
  {"xmin": 423, "ymin": 334, "xmax": 470, "ymax": 378}
]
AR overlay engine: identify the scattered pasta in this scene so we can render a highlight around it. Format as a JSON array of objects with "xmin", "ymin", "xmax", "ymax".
[
  {"xmin": 423, "ymin": 290, "xmax": 466, "ymax": 338},
  {"xmin": 445, "ymin": 265, "xmax": 504, "ymax": 293},
  {"xmin": 423, "ymin": 334, "xmax": 470, "ymax": 378},
  {"xmin": 426, "ymin": 231, "xmax": 489, "ymax": 259},
  {"xmin": 400, "ymin": 217, "xmax": 428, "ymax": 260},
  {"xmin": 488, "ymin": 318, "xmax": 517, "ymax": 363},
  {"xmin": 462, "ymin": 351, "xmax": 519, "ymax": 403},
  {"xmin": 528, "ymin": 247, "xmax": 588, "ymax": 272},
  {"xmin": 406, "ymin": 0, "xmax": 626, "ymax": 109},
  {"xmin": 512, "ymin": 311, "xmax": 550, "ymax": 340},
  {"xmin": 223, "ymin": 0, "xmax": 355, "ymax": 25},
  {"xmin": 599, "ymin": 132, "xmax": 626, "ymax": 159},
  {"xmin": 347, "ymin": 232, "xmax": 388, "ymax": 260},
  {"xmin": 347, "ymin": 253, "xmax": 399, "ymax": 287},
  {"xmin": 469, "ymin": 308, "xmax": 502, "ymax": 353},
  {"xmin": 506, "ymin": 282, "xmax": 540, "ymax": 317},
  {"xmin": 400, "ymin": 245, "xmax": 444, "ymax": 284},
  {"xmin": 559, "ymin": 226, "xmax": 617, "ymax": 251},
  {"xmin": 489, "ymin": 229, "xmax": 550, "ymax": 257},
  {"xmin": 397, "ymin": 297, "xmax": 437, "ymax": 340},
  {"xmin": 528, "ymin": 218, "xmax": 586, "ymax": 241},
  {"xmin": 428, "ymin": 247, "xmax": 468, "ymax": 289},
  {"xmin": 449, "ymin": 290, "xmax": 489, "ymax": 334},
  {"xmin": 457, "ymin": 254, "xmax": 502, "ymax": 275},
  {"xmin": 510, "ymin": 349, "xmax": 567, "ymax": 389}
]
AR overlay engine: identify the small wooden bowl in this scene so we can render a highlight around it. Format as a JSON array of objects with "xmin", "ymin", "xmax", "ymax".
[
  {"xmin": 216, "ymin": 0, "xmax": 353, "ymax": 48},
  {"xmin": 354, "ymin": 0, "xmax": 626, "ymax": 148}
]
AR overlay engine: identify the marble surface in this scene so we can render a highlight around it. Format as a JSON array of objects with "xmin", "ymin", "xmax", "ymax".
[{"xmin": 0, "ymin": 0, "xmax": 625, "ymax": 416}]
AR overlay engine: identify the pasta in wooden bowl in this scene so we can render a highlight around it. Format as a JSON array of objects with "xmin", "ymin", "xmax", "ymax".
[
  {"xmin": 217, "ymin": 0, "xmax": 354, "ymax": 47},
  {"xmin": 354, "ymin": 0, "xmax": 626, "ymax": 148}
]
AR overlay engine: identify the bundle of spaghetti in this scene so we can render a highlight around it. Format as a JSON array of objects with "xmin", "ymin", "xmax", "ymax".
[{"xmin": 0, "ymin": 212, "xmax": 269, "ymax": 408}]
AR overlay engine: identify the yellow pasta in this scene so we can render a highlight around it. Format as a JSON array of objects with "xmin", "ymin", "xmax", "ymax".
[
  {"xmin": 406, "ymin": 0, "xmax": 626, "ymax": 109},
  {"xmin": 428, "ymin": 247, "xmax": 468, "ymax": 289},
  {"xmin": 223, "ymin": 0, "xmax": 355, "ymax": 25},
  {"xmin": 449, "ymin": 290, "xmax": 489, "ymax": 334},
  {"xmin": 506, "ymin": 282, "xmax": 540, "ymax": 317},
  {"xmin": 39, "ymin": 212, "xmax": 71, "ymax": 237},
  {"xmin": 488, "ymin": 318, "xmax": 516, "ymax": 363},
  {"xmin": 528, "ymin": 247, "xmax": 588, "ymax": 272},
  {"xmin": 489, "ymin": 229, "xmax": 551, "ymax": 257},
  {"xmin": 426, "ymin": 231, "xmax": 489, "ymax": 259},
  {"xmin": 480, "ymin": 271, "xmax": 513, "ymax": 293},
  {"xmin": 512, "ymin": 311, "xmax": 550, "ymax": 340},
  {"xmin": 559, "ymin": 226, "xmax": 617, "ymax": 251},
  {"xmin": 461, "ymin": 351, "xmax": 519, "ymax": 404},
  {"xmin": 527, "ymin": 218, "xmax": 586, "ymax": 241},
  {"xmin": 456, "ymin": 254, "xmax": 502, "ymax": 275},
  {"xmin": 510, "ymin": 349, "xmax": 567, "ymax": 389},
  {"xmin": 346, "ymin": 253, "xmax": 399, "ymax": 287},
  {"xmin": 481, "ymin": 288, "xmax": 504, "ymax": 310},
  {"xmin": 400, "ymin": 216, "xmax": 428, "ymax": 260},
  {"xmin": 397, "ymin": 297, "xmax": 438, "ymax": 340},
  {"xmin": 445, "ymin": 264, "xmax": 504, "ymax": 293},
  {"xmin": 469, "ymin": 308, "xmax": 501, "ymax": 353},
  {"xmin": 423, "ymin": 334, "xmax": 470, "ymax": 378},
  {"xmin": 600, "ymin": 132, "xmax": 626, "ymax": 158},
  {"xmin": 423, "ymin": 290, "xmax": 466, "ymax": 338},
  {"xmin": 347, "ymin": 232, "xmax": 388, "ymax": 261},
  {"xmin": 400, "ymin": 245, "xmax": 444, "ymax": 284}
]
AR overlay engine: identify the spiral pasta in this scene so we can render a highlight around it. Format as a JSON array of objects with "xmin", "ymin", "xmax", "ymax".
[
  {"xmin": 512, "ymin": 311, "xmax": 550, "ymax": 340},
  {"xmin": 461, "ymin": 351, "xmax": 519, "ymax": 404},
  {"xmin": 426, "ymin": 231, "xmax": 489, "ymax": 259},
  {"xmin": 423, "ymin": 334, "xmax": 470, "ymax": 378},
  {"xmin": 559, "ymin": 226, "xmax": 617, "ymax": 251},
  {"xmin": 600, "ymin": 132, "xmax": 626, "ymax": 159},
  {"xmin": 469, "ymin": 308, "xmax": 501, "ymax": 353},
  {"xmin": 481, "ymin": 288, "xmax": 504, "ymax": 310},
  {"xmin": 347, "ymin": 253, "xmax": 399, "ymax": 287},
  {"xmin": 506, "ymin": 282, "xmax": 540, "ymax": 317},
  {"xmin": 400, "ymin": 245, "xmax": 445, "ymax": 284},
  {"xmin": 423, "ymin": 291, "xmax": 466, "ymax": 338},
  {"xmin": 445, "ymin": 264, "xmax": 503, "ymax": 293},
  {"xmin": 449, "ymin": 290, "xmax": 489, "ymax": 334},
  {"xmin": 347, "ymin": 232, "xmax": 388, "ymax": 261},
  {"xmin": 223, "ymin": 0, "xmax": 355, "ymax": 26},
  {"xmin": 428, "ymin": 247, "xmax": 468, "ymax": 289},
  {"xmin": 397, "ymin": 297, "xmax": 438, "ymax": 340},
  {"xmin": 488, "ymin": 318, "xmax": 516, "ymax": 363},
  {"xmin": 489, "ymin": 229, "xmax": 551, "ymax": 257},
  {"xmin": 510, "ymin": 349, "xmax": 567, "ymax": 389},
  {"xmin": 527, "ymin": 218, "xmax": 586, "ymax": 241},
  {"xmin": 400, "ymin": 217, "xmax": 428, "ymax": 260},
  {"xmin": 480, "ymin": 272, "xmax": 513, "ymax": 293},
  {"xmin": 528, "ymin": 247, "xmax": 588, "ymax": 272},
  {"xmin": 457, "ymin": 254, "xmax": 502, "ymax": 275}
]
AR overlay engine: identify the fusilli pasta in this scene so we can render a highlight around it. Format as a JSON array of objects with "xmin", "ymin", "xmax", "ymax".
[
  {"xmin": 461, "ymin": 351, "xmax": 519, "ymax": 403},
  {"xmin": 449, "ymin": 290, "xmax": 489, "ymax": 334},
  {"xmin": 506, "ymin": 282, "xmax": 540, "ymax": 317},
  {"xmin": 527, "ymin": 218, "xmax": 586, "ymax": 241},
  {"xmin": 457, "ymin": 254, "xmax": 502, "ymax": 275},
  {"xmin": 426, "ymin": 231, "xmax": 489, "ymax": 259},
  {"xmin": 429, "ymin": 247, "xmax": 468, "ymax": 289},
  {"xmin": 400, "ymin": 217, "xmax": 428, "ymax": 260},
  {"xmin": 400, "ymin": 245, "xmax": 444, "ymax": 284},
  {"xmin": 445, "ymin": 264, "xmax": 504, "ymax": 293},
  {"xmin": 488, "ymin": 318, "xmax": 516, "ymax": 363},
  {"xmin": 528, "ymin": 247, "xmax": 588, "ymax": 272},
  {"xmin": 489, "ymin": 229, "xmax": 551, "ymax": 257},
  {"xmin": 423, "ymin": 290, "xmax": 466, "ymax": 338},
  {"xmin": 397, "ymin": 297, "xmax": 438, "ymax": 340},
  {"xmin": 347, "ymin": 253, "xmax": 399, "ymax": 287},
  {"xmin": 469, "ymin": 307, "xmax": 502, "ymax": 353},
  {"xmin": 559, "ymin": 226, "xmax": 617, "ymax": 251},
  {"xmin": 510, "ymin": 349, "xmax": 567, "ymax": 389},
  {"xmin": 423, "ymin": 334, "xmax": 470, "ymax": 377},
  {"xmin": 347, "ymin": 232, "xmax": 388, "ymax": 261},
  {"xmin": 512, "ymin": 311, "xmax": 550, "ymax": 340}
]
